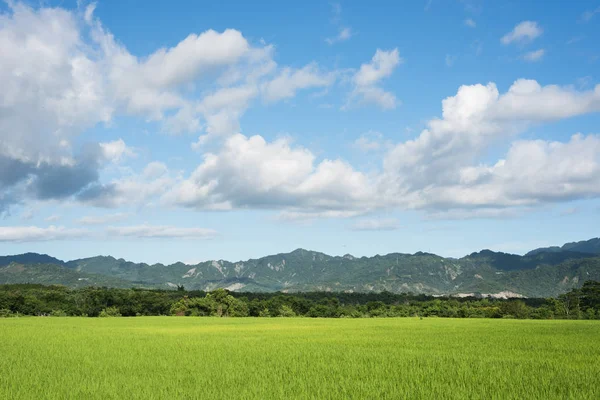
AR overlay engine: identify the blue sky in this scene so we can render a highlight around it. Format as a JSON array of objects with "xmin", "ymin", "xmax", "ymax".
[{"xmin": 0, "ymin": 0, "xmax": 599, "ymax": 264}]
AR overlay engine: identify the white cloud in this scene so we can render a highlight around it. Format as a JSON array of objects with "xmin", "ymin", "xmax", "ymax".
[
  {"xmin": 99, "ymin": 139, "xmax": 136, "ymax": 163},
  {"xmin": 1, "ymin": 3, "xmax": 345, "ymax": 211},
  {"xmin": 4, "ymin": 2, "xmax": 600, "ymax": 222},
  {"xmin": 45, "ymin": 215, "xmax": 61, "ymax": 222},
  {"xmin": 382, "ymin": 80, "xmax": 600, "ymax": 213},
  {"xmin": 0, "ymin": 223, "xmax": 217, "ymax": 241},
  {"xmin": 350, "ymin": 218, "xmax": 400, "ymax": 231},
  {"xmin": 0, "ymin": 226, "xmax": 89, "ymax": 242},
  {"xmin": 261, "ymin": 63, "xmax": 335, "ymax": 103},
  {"xmin": 353, "ymin": 131, "xmax": 386, "ymax": 152},
  {"xmin": 522, "ymin": 49, "xmax": 545, "ymax": 62},
  {"xmin": 417, "ymin": 133, "xmax": 600, "ymax": 210},
  {"xmin": 326, "ymin": 27, "xmax": 352, "ymax": 45},
  {"xmin": 165, "ymin": 133, "xmax": 377, "ymax": 212},
  {"xmin": 424, "ymin": 208, "xmax": 524, "ymax": 220},
  {"xmin": 0, "ymin": 3, "xmax": 112, "ymax": 165},
  {"xmin": 164, "ymin": 79, "xmax": 600, "ymax": 219},
  {"xmin": 354, "ymin": 49, "xmax": 401, "ymax": 87},
  {"xmin": 76, "ymin": 212, "xmax": 131, "ymax": 225},
  {"xmin": 501, "ymin": 21, "xmax": 543, "ymax": 45},
  {"xmin": 106, "ymin": 225, "xmax": 217, "ymax": 239},
  {"xmin": 566, "ymin": 36, "xmax": 584, "ymax": 45},
  {"xmin": 78, "ymin": 162, "xmax": 176, "ymax": 208},
  {"xmin": 278, "ymin": 210, "xmax": 363, "ymax": 222},
  {"xmin": 347, "ymin": 49, "xmax": 401, "ymax": 109},
  {"xmin": 0, "ymin": 3, "xmax": 272, "ymax": 212},
  {"xmin": 581, "ymin": 7, "xmax": 600, "ymax": 22},
  {"xmin": 464, "ymin": 18, "xmax": 476, "ymax": 28}
]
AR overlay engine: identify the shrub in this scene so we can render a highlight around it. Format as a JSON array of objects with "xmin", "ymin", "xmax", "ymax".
[
  {"xmin": 258, "ymin": 308, "xmax": 271, "ymax": 317},
  {"xmin": 99, "ymin": 307, "xmax": 122, "ymax": 317},
  {"xmin": 278, "ymin": 305, "xmax": 296, "ymax": 317},
  {"xmin": 50, "ymin": 309, "xmax": 67, "ymax": 317}
]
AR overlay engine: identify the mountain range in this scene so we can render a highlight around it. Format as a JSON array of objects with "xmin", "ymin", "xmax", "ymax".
[{"xmin": 1, "ymin": 238, "xmax": 599, "ymax": 298}]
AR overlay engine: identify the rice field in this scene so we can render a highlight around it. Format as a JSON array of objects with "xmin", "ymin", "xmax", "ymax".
[{"xmin": 0, "ymin": 318, "xmax": 599, "ymax": 399}]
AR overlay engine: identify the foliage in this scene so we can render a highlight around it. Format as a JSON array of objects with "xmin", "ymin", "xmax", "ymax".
[
  {"xmin": 50, "ymin": 309, "xmax": 67, "ymax": 317},
  {"xmin": 0, "ymin": 282, "xmax": 599, "ymax": 319},
  {"xmin": 99, "ymin": 307, "xmax": 122, "ymax": 317},
  {"xmin": 3, "ymin": 246, "xmax": 600, "ymax": 297}
]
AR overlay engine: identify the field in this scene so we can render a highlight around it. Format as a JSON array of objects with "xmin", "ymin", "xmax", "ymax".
[{"xmin": 1, "ymin": 318, "xmax": 599, "ymax": 399}]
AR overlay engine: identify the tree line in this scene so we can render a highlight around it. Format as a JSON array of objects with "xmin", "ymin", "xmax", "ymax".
[{"xmin": 1, "ymin": 281, "xmax": 599, "ymax": 319}]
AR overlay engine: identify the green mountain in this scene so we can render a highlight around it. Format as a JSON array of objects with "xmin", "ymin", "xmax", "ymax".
[
  {"xmin": 0, "ymin": 263, "xmax": 139, "ymax": 288},
  {"xmin": 0, "ymin": 253, "xmax": 66, "ymax": 267},
  {"xmin": 2, "ymin": 242, "xmax": 600, "ymax": 297},
  {"xmin": 526, "ymin": 238, "xmax": 600, "ymax": 256}
]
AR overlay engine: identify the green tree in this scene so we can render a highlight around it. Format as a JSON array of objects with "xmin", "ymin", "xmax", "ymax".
[
  {"xmin": 278, "ymin": 305, "xmax": 296, "ymax": 317},
  {"xmin": 99, "ymin": 306, "xmax": 122, "ymax": 317}
]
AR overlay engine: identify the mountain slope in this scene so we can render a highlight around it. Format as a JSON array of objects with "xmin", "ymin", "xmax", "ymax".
[
  {"xmin": 2, "ymin": 244, "xmax": 600, "ymax": 297},
  {"xmin": 527, "ymin": 238, "xmax": 600, "ymax": 256},
  {"xmin": 0, "ymin": 263, "xmax": 139, "ymax": 288},
  {"xmin": 0, "ymin": 253, "xmax": 65, "ymax": 267},
  {"xmin": 62, "ymin": 247, "xmax": 600, "ymax": 297}
]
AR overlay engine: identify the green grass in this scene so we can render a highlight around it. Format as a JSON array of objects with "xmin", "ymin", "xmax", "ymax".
[{"xmin": 1, "ymin": 318, "xmax": 599, "ymax": 399}]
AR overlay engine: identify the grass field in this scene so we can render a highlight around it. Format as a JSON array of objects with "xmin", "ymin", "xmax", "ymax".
[{"xmin": 1, "ymin": 318, "xmax": 599, "ymax": 399}]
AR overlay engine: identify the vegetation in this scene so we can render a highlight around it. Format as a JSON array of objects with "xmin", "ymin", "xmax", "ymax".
[
  {"xmin": 0, "ymin": 317, "xmax": 598, "ymax": 399},
  {"xmin": 1, "ymin": 282, "xmax": 599, "ymax": 319},
  {"xmin": 2, "ymin": 239, "xmax": 600, "ymax": 296}
]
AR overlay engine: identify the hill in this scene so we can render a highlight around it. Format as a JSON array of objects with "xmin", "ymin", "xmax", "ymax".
[
  {"xmin": 0, "ymin": 262, "xmax": 146, "ymax": 288},
  {"xmin": 2, "ymin": 242, "xmax": 600, "ymax": 297},
  {"xmin": 526, "ymin": 238, "xmax": 600, "ymax": 256},
  {"xmin": 0, "ymin": 253, "xmax": 65, "ymax": 267}
]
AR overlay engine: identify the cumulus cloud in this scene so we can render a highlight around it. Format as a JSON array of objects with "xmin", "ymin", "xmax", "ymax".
[
  {"xmin": 0, "ymin": 4, "xmax": 113, "ymax": 164},
  {"xmin": 501, "ymin": 21, "xmax": 543, "ymax": 45},
  {"xmin": 0, "ymin": 2, "xmax": 347, "ymax": 212},
  {"xmin": 464, "ymin": 18, "xmax": 476, "ymax": 28},
  {"xmin": 4, "ymin": 2, "xmax": 600, "ymax": 222},
  {"xmin": 99, "ymin": 139, "xmax": 136, "ymax": 163},
  {"xmin": 382, "ymin": 80, "xmax": 600, "ymax": 212},
  {"xmin": 350, "ymin": 218, "xmax": 400, "ymax": 231},
  {"xmin": 347, "ymin": 49, "xmax": 401, "ymax": 109},
  {"xmin": 165, "ymin": 133, "xmax": 377, "ymax": 212},
  {"xmin": 0, "ymin": 4, "xmax": 118, "ymax": 211},
  {"xmin": 261, "ymin": 63, "xmax": 335, "ymax": 103},
  {"xmin": 78, "ymin": 162, "xmax": 175, "ymax": 208},
  {"xmin": 106, "ymin": 225, "xmax": 218, "ymax": 239},
  {"xmin": 163, "ymin": 78, "xmax": 600, "ymax": 219}
]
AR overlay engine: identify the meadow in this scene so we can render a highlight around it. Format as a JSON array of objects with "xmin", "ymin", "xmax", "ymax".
[{"xmin": 1, "ymin": 318, "xmax": 599, "ymax": 399}]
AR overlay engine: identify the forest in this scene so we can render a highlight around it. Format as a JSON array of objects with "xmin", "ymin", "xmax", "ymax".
[{"xmin": 1, "ymin": 281, "xmax": 599, "ymax": 319}]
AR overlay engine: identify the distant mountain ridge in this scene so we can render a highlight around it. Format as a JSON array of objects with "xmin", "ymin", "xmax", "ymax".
[
  {"xmin": 526, "ymin": 238, "xmax": 600, "ymax": 256},
  {"xmin": 0, "ymin": 253, "xmax": 66, "ymax": 267},
  {"xmin": 1, "ymin": 238, "xmax": 599, "ymax": 298}
]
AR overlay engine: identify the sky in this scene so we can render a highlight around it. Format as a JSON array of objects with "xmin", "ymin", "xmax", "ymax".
[{"xmin": 1, "ymin": 0, "xmax": 600, "ymax": 264}]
